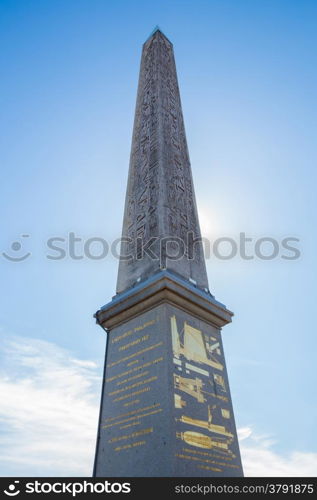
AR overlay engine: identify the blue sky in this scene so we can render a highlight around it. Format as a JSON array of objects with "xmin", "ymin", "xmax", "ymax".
[{"xmin": 0, "ymin": 0, "xmax": 316, "ymax": 476}]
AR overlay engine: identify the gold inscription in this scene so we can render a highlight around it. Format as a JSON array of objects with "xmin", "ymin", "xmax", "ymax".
[
  {"xmin": 111, "ymin": 319, "xmax": 156, "ymax": 344},
  {"xmin": 114, "ymin": 440, "xmax": 146, "ymax": 452},
  {"xmin": 106, "ymin": 356, "xmax": 163, "ymax": 383},
  {"xmin": 118, "ymin": 335, "xmax": 150, "ymax": 352},
  {"xmin": 108, "ymin": 376, "xmax": 157, "ymax": 397},
  {"xmin": 105, "ymin": 403, "xmax": 161, "ymax": 423},
  {"xmin": 113, "ymin": 386, "xmax": 151, "ymax": 402},
  {"xmin": 103, "ymin": 408, "xmax": 163, "ymax": 428},
  {"xmin": 109, "ymin": 427, "xmax": 153, "ymax": 443},
  {"xmin": 116, "ymin": 370, "xmax": 149, "ymax": 386},
  {"xmin": 108, "ymin": 342, "xmax": 163, "ymax": 368}
]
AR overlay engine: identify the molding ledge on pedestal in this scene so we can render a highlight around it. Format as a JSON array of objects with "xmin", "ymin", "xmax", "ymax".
[{"xmin": 95, "ymin": 270, "xmax": 233, "ymax": 331}]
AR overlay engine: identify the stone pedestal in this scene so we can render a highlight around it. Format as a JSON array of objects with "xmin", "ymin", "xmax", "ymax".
[{"xmin": 93, "ymin": 271, "xmax": 243, "ymax": 477}]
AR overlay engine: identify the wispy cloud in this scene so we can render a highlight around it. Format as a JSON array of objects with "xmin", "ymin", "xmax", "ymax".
[
  {"xmin": 239, "ymin": 427, "xmax": 317, "ymax": 476},
  {"xmin": 0, "ymin": 334, "xmax": 316, "ymax": 477},
  {"xmin": 0, "ymin": 334, "xmax": 102, "ymax": 476}
]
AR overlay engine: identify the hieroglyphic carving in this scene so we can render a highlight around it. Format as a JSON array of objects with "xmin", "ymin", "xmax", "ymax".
[
  {"xmin": 124, "ymin": 36, "xmax": 159, "ymax": 263},
  {"xmin": 117, "ymin": 30, "xmax": 208, "ymax": 293}
]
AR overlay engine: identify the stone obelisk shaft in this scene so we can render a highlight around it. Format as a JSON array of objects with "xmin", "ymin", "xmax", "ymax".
[{"xmin": 117, "ymin": 29, "xmax": 208, "ymax": 294}]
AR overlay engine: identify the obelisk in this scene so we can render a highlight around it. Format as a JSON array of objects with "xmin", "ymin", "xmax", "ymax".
[{"xmin": 93, "ymin": 28, "xmax": 243, "ymax": 477}]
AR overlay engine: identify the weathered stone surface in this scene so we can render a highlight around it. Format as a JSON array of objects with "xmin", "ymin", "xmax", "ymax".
[{"xmin": 116, "ymin": 29, "xmax": 208, "ymax": 294}]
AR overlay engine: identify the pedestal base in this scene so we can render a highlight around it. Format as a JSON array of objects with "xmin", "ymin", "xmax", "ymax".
[{"xmin": 93, "ymin": 271, "xmax": 243, "ymax": 477}]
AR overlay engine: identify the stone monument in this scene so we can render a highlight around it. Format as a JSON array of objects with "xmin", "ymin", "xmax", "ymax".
[{"xmin": 93, "ymin": 28, "xmax": 243, "ymax": 477}]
